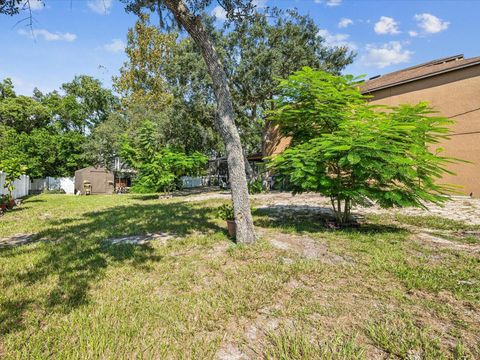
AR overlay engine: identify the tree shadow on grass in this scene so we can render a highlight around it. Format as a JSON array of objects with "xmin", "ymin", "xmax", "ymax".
[
  {"xmin": 131, "ymin": 187, "xmax": 226, "ymax": 201},
  {"xmin": 253, "ymin": 205, "xmax": 403, "ymax": 234},
  {"xmin": 20, "ymin": 196, "xmax": 46, "ymax": 204},
  {"xmin": 0, "ymin": 201, "xmax": 223, "ymax": 335},
  {"xmin": 0, "ymin": 299, "xmax": 33, "ymax": 336}
]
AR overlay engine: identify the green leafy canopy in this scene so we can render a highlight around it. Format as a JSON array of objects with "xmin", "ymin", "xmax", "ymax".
[
  {"xmin": 269, "ymin": 67, "xmax": 461, "ymax": 224},
  {"xmin": 121, "ymin": 120, "xmax": 208, "ymax": 193}
]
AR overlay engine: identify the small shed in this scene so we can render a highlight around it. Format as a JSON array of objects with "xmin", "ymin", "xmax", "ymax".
[{"xmin": 74, "ymin": 166, "xmax": 114, "ymax": 195}]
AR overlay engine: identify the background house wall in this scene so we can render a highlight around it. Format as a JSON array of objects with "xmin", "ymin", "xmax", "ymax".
[
  {"xmin": 262, "ymin": 124, "xmax": 291, "ymax": 157},
  {"xmin": 367, "ymin": 65, "xmax": 480, "ymax": 197}
]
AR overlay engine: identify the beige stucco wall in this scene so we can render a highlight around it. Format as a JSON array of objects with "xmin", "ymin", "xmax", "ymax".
[
  {"xmin": 262, "ymin": 124, "xmax": 292, "ymax": 157},
  {"xmin": 368, "ymin": 65, "xmax": 480, "ymax": 197}
]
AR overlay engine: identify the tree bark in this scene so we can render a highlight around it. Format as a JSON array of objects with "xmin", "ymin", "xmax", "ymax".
[{"xmin": 164, "ymin": 0, "xmax": 256, "ymax": 244}]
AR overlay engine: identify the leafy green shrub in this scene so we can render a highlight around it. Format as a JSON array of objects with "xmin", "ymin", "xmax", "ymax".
[
  {"xmin": 0, "ymin": 158, "xmax": 27, "ymax": 199},
  {"xmin": 121, "ymin": 120, "xmax": 208, "ymax": 193},
  {"xmin": 0, "ymin": 194, "xmax": 8, "ymax": 206},
  {"xmin": 217, "ymin": 203, "xmax": 235, "ymax": 221},
  {"xmin": 269, "ymin": 67, "xmax": 460, "ymax": 225},
  {"xmin": 248, "ymin": 179, "xmax": 264, "ymax": 194}
]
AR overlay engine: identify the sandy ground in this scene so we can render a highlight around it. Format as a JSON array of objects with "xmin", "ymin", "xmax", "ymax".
[{"xmin": 185, "ymin": 191, "xmax": 480, "ymax": 225}]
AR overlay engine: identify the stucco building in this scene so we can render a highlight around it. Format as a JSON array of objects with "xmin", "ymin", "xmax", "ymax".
[
  {"xmin": 362, "ymin": 54, "xmax": 480, "ymax": 197},
  {"xmin": 264, "ymin": 54, "xmax": 480, "ymax": 197}
]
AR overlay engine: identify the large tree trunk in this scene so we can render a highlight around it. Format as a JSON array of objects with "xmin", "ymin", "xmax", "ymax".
[{"xmin": 164, "ymin": 0, "xmax": 256, "ymax": 244}]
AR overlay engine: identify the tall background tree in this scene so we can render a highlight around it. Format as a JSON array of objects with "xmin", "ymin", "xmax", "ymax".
[
  {"xmin": 121, "ymin": 0, "xmax": 261, "ymax": 244},
  {"xmin": 0, "ymin": 77, "xmax": 117, "ymax": 178},
  {"xmin": 114, "ymin": 13, "xmax": 175, "ymax": 111},
  {"xmin": 224, "ymin": 8, "xmax": 355, "ymax": 153},
  {"xmin": 112, "ymin": 8, "xmax": 355, "ymax": 156}
]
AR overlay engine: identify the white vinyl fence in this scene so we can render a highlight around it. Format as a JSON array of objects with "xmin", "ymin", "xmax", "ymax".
[
  {"xmin": 31, "ymin": 177, "xmax": 75, "ymax": 194},
  {"xmin": 181, "ymin": 176, "xmax": 210, "ymax": 188},
  {"xmin": 0, "ymin": 172, "xmax": 30, "ymax": 199}
]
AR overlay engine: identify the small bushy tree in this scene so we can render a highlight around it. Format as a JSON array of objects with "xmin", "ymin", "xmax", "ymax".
[
  {"xmin": 121, "ymin": 120, "xmax": 208, "ymax": 193},
  {"xmin": 269, "ymin": 68, "xmax": 459, "ymax": 225},
  {"xmin": 0, "ymin": 158, "xmax": 28, "ymax": 200}
]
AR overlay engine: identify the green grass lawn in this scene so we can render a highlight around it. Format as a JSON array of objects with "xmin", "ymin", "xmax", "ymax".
[{"xmin": 0, "ymin": 194, "xmax": 479, "ymax": 359}]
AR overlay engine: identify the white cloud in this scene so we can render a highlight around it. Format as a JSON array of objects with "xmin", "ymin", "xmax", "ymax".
[
  {"xmin": 315, "ymin": 0, "xmax": 342, "ymax": 6},
  {"xmin": 18, "ymin": 28, "xmax": 77, "ymax": 42},
  {"xmin": 374, "ymin": 16, "xmax": 400, "ymax": 35},
  {"xmin": 414, "ymin": 13, "xmax": 449, "ymax": 34},
  {"xmin": 104, "ymin": 39, "xmax": 125, "ymax": 53},
  {"xmin": 317, "ymin": 29, "xmax": 357, "ymax": 50},
  {"xmin": 326, "ymin": 0, "xmax": 342, "ymax": 6},
  {"xmin": 211, "ymin": 5, "xmax": 227, "ymax": 21},
  {"xmin": 338, "ymin": 18, "xmax": 353, "ymax": 28},
  {"xmin": 408, "ymin": 30, "xmax": 418, "ymax": 37},
  {"xmin": 362, "ymin": 41, "xmax": 412, "ymax": 68},
  {"xmin": 87, "ymin": 0, "xmax": 112, "ymax": 15},
  {"xmin": 29, "ymin": 0, "xmax": 44, "ymax": 10},
  {"xmin": 19, "ymin": 0, "xmax": 44, "ymax": 11}
]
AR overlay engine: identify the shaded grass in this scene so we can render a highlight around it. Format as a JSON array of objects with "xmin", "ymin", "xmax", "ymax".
[{"xmin": 0, "ymin": 194, "xmax": 479, "ymax": 358}]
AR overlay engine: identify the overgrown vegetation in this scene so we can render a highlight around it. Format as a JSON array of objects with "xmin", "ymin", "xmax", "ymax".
[
  {"xmin": 0, "ymin": 76, "xmax": 116, "ymax": 178},
  {"xmin": 0, "ymin": 8, "xmax": 356, "ymax": 187},
  {"xmin": 121, "ymin": 120, "xmax": 208, "ymax": 193}
]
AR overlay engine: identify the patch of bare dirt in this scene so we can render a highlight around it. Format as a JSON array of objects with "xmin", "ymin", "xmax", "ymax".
[
  {"xmin": 414, "ymin": 232, "xmax": 480, "ymax": 253},
  {"xmin": 0, "ymin": 234, "xmax": 34, "ymax": 248},
  {"xmin": 204, "ymin": 242, "xmax": 231, "ymax": 258},
  {"xmin": 216, "ymin": 277, "xmax": 299, "ymax": 360},
  {"xmin": 172, "ymin": 190, "xmax": 480, "ymax": 226},
  {"xmin": 106, "ymin": 232, "xmax": 175, "ymax": 245},
  {"xmin": 182, "ymin": 191, "xmax": 232, "ymax": 202},
  {"xmin": 216, "ymin": 343, "xmax": 250, "ymax": 360},
  {"xmin": 259, "ymin": 229, "xmax": 354, "ymax": 265}
]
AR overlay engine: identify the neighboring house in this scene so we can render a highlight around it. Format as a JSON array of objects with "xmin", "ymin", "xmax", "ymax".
[
  {"xmin": 362, "ymin": 54, "xmax": 480, "ymax": 197},
  {"xmin": 111, "ymin": 157, "xmax": 135, "ymax": 189},
  {"xmin": 264, "ymin": 54, "xmax": 480, "ymax": 197}
]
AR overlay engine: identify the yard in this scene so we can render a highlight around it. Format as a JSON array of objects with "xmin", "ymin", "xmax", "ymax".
[{"xmin": 0, "ymin": 192, "xmax": 479, "ymax": 359}]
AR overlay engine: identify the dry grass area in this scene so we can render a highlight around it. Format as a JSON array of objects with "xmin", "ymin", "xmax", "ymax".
[{"xmin": 0, "ymin": 192, "xmax": 479, "ymax": 359}]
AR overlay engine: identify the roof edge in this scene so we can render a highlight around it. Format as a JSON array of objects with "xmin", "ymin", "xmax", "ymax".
[{"xmin": 362, "ymin": 59, "xmax": 480, "ymax": 94}]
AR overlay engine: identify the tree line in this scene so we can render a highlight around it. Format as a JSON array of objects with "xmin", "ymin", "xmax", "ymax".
[{"xmin": 1, "ymin": 8, "xmax": 354, "ymax": 181}]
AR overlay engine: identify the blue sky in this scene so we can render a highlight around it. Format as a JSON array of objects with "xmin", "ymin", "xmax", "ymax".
[{"xmin": 1, "ymin": 0, "xmax": 479, "ymax": 95}]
